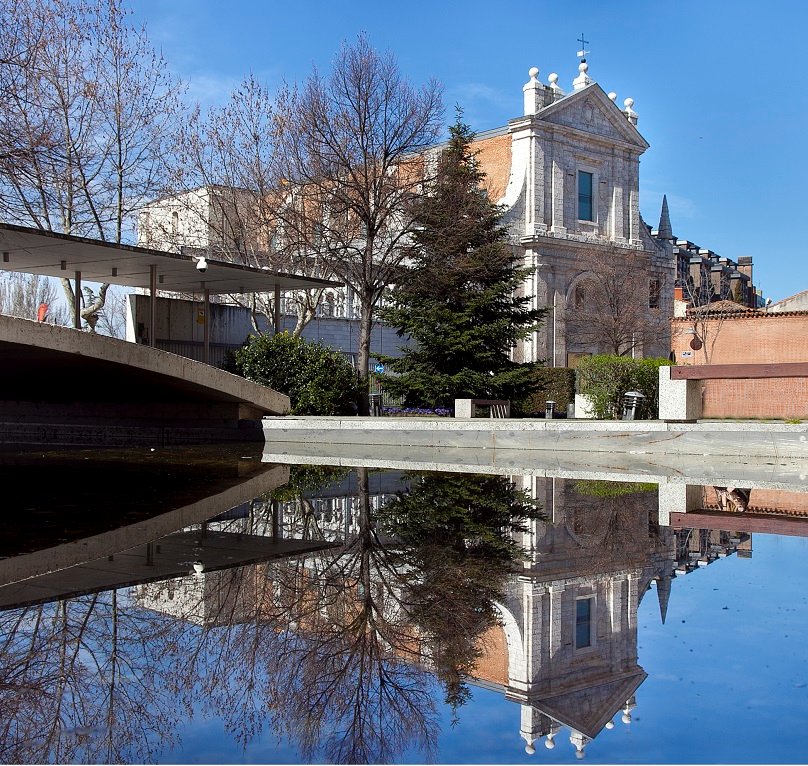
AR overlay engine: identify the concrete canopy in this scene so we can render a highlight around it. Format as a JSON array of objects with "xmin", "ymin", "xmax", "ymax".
[{"xmin": 0, "ymin": 222, "xmax": 340, "ymax": 295}]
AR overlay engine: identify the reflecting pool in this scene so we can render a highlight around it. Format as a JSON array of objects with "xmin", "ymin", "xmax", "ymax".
[{"xmin": 0, "ymin": 444, "xmax": 807, "ymax": 764}]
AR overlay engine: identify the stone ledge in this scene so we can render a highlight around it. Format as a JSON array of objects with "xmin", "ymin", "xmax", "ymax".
[{"xmin": 262, "ymin": 417, "xmax": 808, "ymax": 458}]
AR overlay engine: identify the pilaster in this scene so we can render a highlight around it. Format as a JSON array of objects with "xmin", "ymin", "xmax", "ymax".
[{"xmin": 551, "ymin": 156, "xmax": 566, "ymax": 235}]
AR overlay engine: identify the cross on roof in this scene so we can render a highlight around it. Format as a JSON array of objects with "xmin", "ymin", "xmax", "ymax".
[{"xmin": 576, "ymin": 33, "xmax": 589, "ymax": 59}]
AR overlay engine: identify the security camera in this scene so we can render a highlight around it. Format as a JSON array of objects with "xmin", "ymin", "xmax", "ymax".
[{"xmin": 196, "ymin": 256, "xmax": 208, "ymax": 273}]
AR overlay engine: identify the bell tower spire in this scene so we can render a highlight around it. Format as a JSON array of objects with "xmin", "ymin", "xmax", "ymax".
[{"xmin": 657, "ymin": 194, "xmax": 674, "ymax": 240}]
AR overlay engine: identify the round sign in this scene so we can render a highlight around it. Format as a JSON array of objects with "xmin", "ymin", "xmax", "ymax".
[{"xmin": 374, "ymin": 363, "xmax": 384, "ymax": 373}]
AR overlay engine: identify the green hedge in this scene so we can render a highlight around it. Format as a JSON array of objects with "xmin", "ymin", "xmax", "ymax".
[
  {"xmin": 233, "ymin": 331, "xmax": 358, "ymax": 415},
  {"xmin": 521, "ymin": 367, "xmax": 577, "ymax": 416},
  {"xmin": 576, "ymin": 355, "xmax": 672, "ymax": 420}
]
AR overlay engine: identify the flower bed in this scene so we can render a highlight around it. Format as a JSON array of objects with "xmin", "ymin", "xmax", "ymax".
[{"xmin": 382, "ymin": 406, "xmax": 452, "ymax": 417}]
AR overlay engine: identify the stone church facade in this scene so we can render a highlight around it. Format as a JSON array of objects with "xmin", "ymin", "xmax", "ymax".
[{"xmin": 470, "ymin": 60, "xmax": 675, "ymax": 365}]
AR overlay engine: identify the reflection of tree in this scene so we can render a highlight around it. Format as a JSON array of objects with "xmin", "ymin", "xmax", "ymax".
[
  {"xmin": 567, "ymin": 480, "xmax": 663, "ymax": 572},
  {"xmin": 0, "ymin": 469, "xmax": 542, "ymax": 764},
  {"xmin": 0, "ymin": 593, "xmax": 178, "ymax": 764},
  {"xmin": 379, "ymin": 472, "xmax": 542, "ymax": 711},
  {"xmin": 269, "ymin": 464, "xmax": 350, "ymax": 540}
]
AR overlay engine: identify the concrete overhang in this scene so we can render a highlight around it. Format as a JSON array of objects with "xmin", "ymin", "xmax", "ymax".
[
  {"xmin": 0, "ymin": 314, "xmax": 290, "ymax": 441},
  {"xmin": 0, "ymin": 222, "xmax": 340, "ymax": 294}
]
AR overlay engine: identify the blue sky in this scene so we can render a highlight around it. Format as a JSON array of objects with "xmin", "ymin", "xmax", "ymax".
[{"xmin": 131, "ymin": 0, "xmax": 807, "ymax": 302}]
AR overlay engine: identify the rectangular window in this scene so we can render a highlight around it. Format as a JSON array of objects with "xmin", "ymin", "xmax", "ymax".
[
  {"xmin": 578, "ymin": 171, "xmax": 594, "ymax": 221},
  {"xmin": 575, "ymin": 597, "xmax": 593, "ymax": 648},
  {"xmin": 649, "ymin": 278, "xmax": 661, "ymax": 309}
]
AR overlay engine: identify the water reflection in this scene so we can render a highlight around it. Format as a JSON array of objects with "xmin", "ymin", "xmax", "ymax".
[{"xmin": 0, "ymin": 450, "xmax": 805, "ymax": 764}]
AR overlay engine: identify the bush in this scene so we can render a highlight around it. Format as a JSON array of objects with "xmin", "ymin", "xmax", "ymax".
[
  {"xmin": 576, "ymin": 355, "xmax": 672, "ymax": 419},
  {"xmin": 234, "ymin": 332, "xmax": 359, "ymax": 415},
  {"xmin": 521, "ymin": 367, "xmax": 576, "ymax": 416}
]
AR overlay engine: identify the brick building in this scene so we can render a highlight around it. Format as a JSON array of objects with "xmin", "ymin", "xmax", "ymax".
[{"xmin": 671, "ymin": 296, "xmax": 808, "ymax": 419}]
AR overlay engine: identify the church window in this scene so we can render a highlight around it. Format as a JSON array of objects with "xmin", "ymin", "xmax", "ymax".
[
  {"xmin": 574, "ymin": 283, "xmax": 585, "ymax": 309},
  {"xmin": 649, "ymin": 278, "xmax": 661, "ymax": 308},
  {"xmin": 575, "ymin": 597, "xmax": 593, "ymax": 648},
  {"xmin": 171, "ymin": 210, "xmax": 179, "ymax": 236},
  {"xmin": 578, "ymin": 171, "xmax": 594, "ymax": 221}
]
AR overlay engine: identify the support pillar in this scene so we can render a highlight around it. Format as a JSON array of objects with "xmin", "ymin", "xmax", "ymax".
[
  {"xmin": 73, "ymin": 271, "xmax": 82, "ymax": 329},
  {"xmin": 149, "ymin": 264, "xmax": 157, "ymax": 348},
  {"xmin": 203, "ymin": 288, "xmax": 210, "ymax": 364}
]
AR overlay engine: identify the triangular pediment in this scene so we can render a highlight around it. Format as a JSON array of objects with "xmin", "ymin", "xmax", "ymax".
[
  {"xmin": 537, "ymin": 84, "xmax": 649, "ymax": 149},
  {"xmin": 531, "ymin": 668, "xmax": 647, "ymax": 739}
]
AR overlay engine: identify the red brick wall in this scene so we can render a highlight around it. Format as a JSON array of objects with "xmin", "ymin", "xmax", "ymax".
[
  {"xmin": 671, "ymin": 314, "xmax": 808, "ymax": 418},
  {"xmin": 473, "ymin": 134, "xmax": 512, "ymax": 202},
  {"xmin": 471, "ymin": 624, "xmax": 509, "ymax": 686}
]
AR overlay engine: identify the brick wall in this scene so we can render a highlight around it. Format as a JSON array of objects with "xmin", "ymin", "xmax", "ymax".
[
  {"xmin": 671, "ymin": 313, "xmax": 808, "ymax": 418},
  {"xmin": 471, "ymin": 624, "xmax": 509, "ymax": 686},
  {"xmin": 474, "ymin": 133, "xmax": 512, "ymax": 203}
]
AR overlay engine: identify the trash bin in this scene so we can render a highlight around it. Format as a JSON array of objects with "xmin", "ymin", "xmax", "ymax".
[
  {"xmin": 622, "ymin": 391, "xmax": 645, "ymax": 420},
  {"xmin": 545, "ymin": 400, "xmax": 555, "ymax": 420},
  {"xmin": 369, "ymin": 392, "xmax": 383, "ymax": 417}
]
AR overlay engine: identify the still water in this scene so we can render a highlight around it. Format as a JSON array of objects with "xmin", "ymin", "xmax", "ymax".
[{"xmin": 1, "ymin": 443, "xmax": 807, "ymax": 764}]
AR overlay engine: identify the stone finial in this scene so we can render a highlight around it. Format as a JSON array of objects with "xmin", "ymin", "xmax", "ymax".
[
  {"xmin": 622, "ymin": 697, "xmax": 636, "ymax": 724},
  {"xmin": 524, "ymin": 66, "xmax": 542, "ymax": 115},
  {"xmin": 657, "ymin": 194, "xmax": 674, "ymax": 240},
  {"xmin": 548, "ymin": 72, "xmax": 565, "ymax": 99},
  {"xmin": 623, "ymin": 97, "xmax": 638, "ymax": 125},
  {"xmin": 572, "ymin": 60, "xmax": 592, "ymax": 91},
  {"xmin": 608, "ymin": 91, "xmax": 617, "ymax": 102},
  {"xmin": 570, "ymin": 730, "xmax": 590, "ymax": 760}
]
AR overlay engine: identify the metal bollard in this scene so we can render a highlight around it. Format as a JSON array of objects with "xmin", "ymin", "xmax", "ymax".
[
  {"xmin": 545, "ymin": 400, "xmax": 555, "ymax": 419},
  {"xmin": 622, "ymin": 391, "xmax": 645, "ymax": 420},
  {"xmin": 369, "ymin": 393, "xmax": 382, "ymax": 417}
]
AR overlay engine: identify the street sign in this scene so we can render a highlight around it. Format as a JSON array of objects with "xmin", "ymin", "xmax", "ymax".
[{"xmin": 374, "ymin": 363, "xmax": 384, "ymax": 373}]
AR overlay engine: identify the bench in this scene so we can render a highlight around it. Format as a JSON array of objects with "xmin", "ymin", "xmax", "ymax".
[{"xmin": 454, "ymin": 398, "xmax": 511, "ymax": 418}]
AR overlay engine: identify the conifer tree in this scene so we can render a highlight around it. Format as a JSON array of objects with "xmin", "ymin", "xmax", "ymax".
[{"xmin": 378, "ymin": 115, "xmax": 546, "ymax": 411}]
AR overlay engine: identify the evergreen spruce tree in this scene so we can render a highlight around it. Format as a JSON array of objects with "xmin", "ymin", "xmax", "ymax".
[{"xmin": 378, "ymin": 115, "xmax": 547, "ymax": 411}]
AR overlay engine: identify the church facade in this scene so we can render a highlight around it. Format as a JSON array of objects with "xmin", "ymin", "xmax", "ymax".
[{"xmin": 470, "ymin": 59, "xmax": 675, "ymax": 365}]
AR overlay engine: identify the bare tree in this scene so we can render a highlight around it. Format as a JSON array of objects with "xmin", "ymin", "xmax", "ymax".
[
  {"xmin": 0, "ymin": 0, "xmax": 184, "ymax": 329},
  {"xmin": 0, "ymin": 272, "xmax": 67, "ymax": 323},
  {"xmin": 671, "ymin": 275, "xmax": 750, "ymax": 364},
  {"xmin": 565, "ymin": 249, "xmax": 670, "ymax": 358},
  {"xmin": 277, "ymin": 35, "xmax": 443, "ymax": 412},
  {"xmin": 93, "ymin": 286, "xmax": 128, "ymax": 338},
  {"xmin": 161, "ymin": 76, "xmax": 328, "ymax": 336}
]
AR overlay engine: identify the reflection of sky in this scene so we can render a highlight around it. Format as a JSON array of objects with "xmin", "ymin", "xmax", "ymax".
[{"xmin": 158, "ymin": 534, "xmax": 808, "ymax": 764}]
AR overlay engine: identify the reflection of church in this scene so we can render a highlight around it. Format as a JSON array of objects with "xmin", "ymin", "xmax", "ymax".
[
  {"xmin": 133, "ymin": 470, "xmax": 759, "ymax": 759},
  {"xmin": 470, "ymin": 478, "xmax": 673, "ymax": 758}
]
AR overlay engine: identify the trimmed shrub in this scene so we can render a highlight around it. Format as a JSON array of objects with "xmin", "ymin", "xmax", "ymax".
[
  {"xmin": 234, "ymin": 331, "xmax": 359, "ymax": 415},
  {"xmin": 576, "ymin": 355, "xmax": 672, "ymax": 420},
  {"xmin": 521, "ymin": 367, "xmax": 577, "ymax": 416}
]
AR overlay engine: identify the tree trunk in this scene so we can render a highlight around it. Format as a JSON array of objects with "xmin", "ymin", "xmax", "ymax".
[{"xmin": 356, "ymin": 297, "xmax": 373, "ymax": 415}]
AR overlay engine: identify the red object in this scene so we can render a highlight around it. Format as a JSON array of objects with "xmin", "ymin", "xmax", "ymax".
[{"xmin": 37, "ymin": 303, "xmax": 48, "ymax": 322}]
